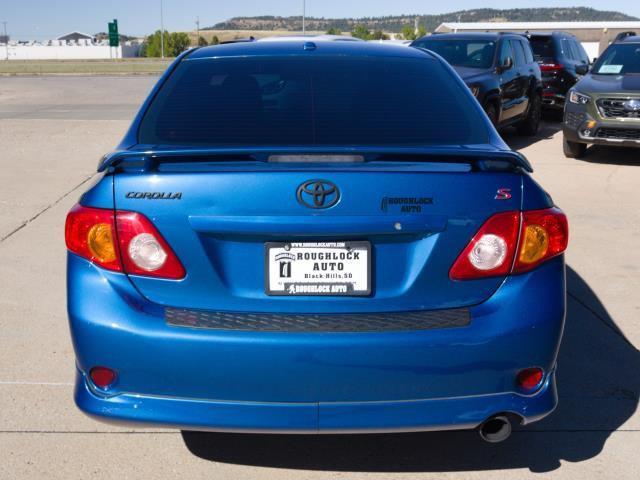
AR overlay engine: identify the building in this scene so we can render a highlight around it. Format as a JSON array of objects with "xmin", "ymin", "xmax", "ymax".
[
  {"xmin": 435, "ymin": 21, "xmax": 640, "ymax": 58},
  {"xmin": 56, "ymin": 31, "xmax": 95, "ymax": 43}
]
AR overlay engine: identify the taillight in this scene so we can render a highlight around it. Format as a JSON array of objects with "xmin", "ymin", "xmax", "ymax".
[
  {"xmin": 540, "ymin": 63, "xmax": 563, "ymax": 72},
  {"xmin": 450, "ymin": 208, "xmax": 568, "ymax": 280},
  {"xmin": 115, "ymin": 211, "xmax": 185, "ymax": 279},
  {"xmin": 514, "ymin": 207, "xmax": 568, "ymax": 273},
  {"xmin": 65, "ymin": 205, "xmax": 121, "ymax": 272},
  {"xmin": 449, "ymin": 211, "xmax": 520, "ymax": 280},
  {"xmin": 65, "ymin": 205, "xmax": 185, "ymax": 279}
]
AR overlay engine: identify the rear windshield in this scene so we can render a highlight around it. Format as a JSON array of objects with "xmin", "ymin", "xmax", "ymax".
[
  {"xmin": 593, "ymin": 43, "xmax": 640, "ymax": 74},
  {"xmin": 529, "ymin": 37, "xmax": 555, "ymax": 61},
  {"xmin": 412, "ymin": 39, "xmax": 496, "ymax": 69},
  {"xmin": 138, "ymin": 55, "xmax": 488, "ymax": 147}
]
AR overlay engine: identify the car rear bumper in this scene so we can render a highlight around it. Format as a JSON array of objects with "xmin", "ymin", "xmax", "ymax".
[
  {"xmin": 75, "ymin": 367, "xmax": 557, "ymax": 433},
  {"xmin": 68, "ymin": 253, "xmax": 566, "ymax": 433}
]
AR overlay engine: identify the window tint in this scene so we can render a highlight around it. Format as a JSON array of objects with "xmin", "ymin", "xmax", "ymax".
[
  {"xmin": 412, "ymin": 39, "xmax": 496, "ymax": 69},
  {"xmin": 499, "ymin": 40, "xmax": 514, "ymax": 65},
  {"xmin": 522, "ymin": 41, "xmax": 534, "ymax": 63},
  {"xmin": 139, "ymin": 56, "xmax": 489, "ymax": 147},
  {"xmin": 561, "ymin": 38, "xmax": 578, "ymax": 60},
  {"xmin": 529, "ymin": 36, "xmax": 555, "ymax": 61},
  {"xmin": 510, "ymin": 40, "xmax": 527, "ymax": 66}
]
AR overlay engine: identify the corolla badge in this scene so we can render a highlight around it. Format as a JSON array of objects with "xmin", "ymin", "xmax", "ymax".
[
  {"xmin": 623, "ymin": 99, "xmax": 640, "ymax": 112},
  {"xmin": 296, "ymin": 180, "xmax": 340, "ymax": 209}
]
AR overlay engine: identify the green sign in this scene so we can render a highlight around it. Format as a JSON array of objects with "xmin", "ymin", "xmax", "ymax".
[{"xmin": 108, "ymin": 19, "xmax": 119, "ymax": 47}]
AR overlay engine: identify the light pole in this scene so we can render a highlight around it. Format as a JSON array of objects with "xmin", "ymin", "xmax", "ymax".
[
  {"xmin": 160, "ymin": 0, "xmax": 165, "ymax": 58},
  {"xmin": 196, "ymin": 16, "xmax": 199, "ymax": 45},
  {"xmin": 302, "ymin": 0, "xmax": 306, "ymax": 35}
]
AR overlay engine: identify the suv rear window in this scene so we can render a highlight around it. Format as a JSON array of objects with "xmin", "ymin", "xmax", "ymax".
[
  {"xmin": 139, "ymin": 55, "xmax": 488, "ymax": 147},
  {"xmin": 529, "ymin": 36, "xmax": 556, "ymax": 61}
]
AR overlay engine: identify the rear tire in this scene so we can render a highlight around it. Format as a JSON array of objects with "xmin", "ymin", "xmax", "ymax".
[
  {"xmin": 563, "ymin": 135, "xmax": 587, "ymax": 158},
  {"xmin": 516, "ymin": 95, "xmax": 541, "ymax": 136},
  {"xmin": 484, "ymin": 102, "xmax": 499, "ymax": 127}
]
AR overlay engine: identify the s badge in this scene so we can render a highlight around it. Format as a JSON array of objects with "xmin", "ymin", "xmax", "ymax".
[{"xmin": 495, "ymin": 188, "xmax": 512, "ymax": 200}]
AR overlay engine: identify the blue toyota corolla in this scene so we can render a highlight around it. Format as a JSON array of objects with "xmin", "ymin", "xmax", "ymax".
[{"xmin": 65, "ymin": 40, "xmax": 567, "ymax": 442}]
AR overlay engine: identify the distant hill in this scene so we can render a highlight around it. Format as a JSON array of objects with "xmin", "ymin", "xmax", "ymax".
[{"xmin": 207, "ymin": 7, "xmax": 637, "ymax": 33}]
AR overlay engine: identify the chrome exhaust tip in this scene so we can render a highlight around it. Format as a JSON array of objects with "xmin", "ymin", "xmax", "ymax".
[{"xmin": 478, "ymin": 415, "xmax": 512, "ymax": 443}]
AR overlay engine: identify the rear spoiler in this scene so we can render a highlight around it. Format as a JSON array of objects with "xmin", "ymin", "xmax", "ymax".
[{"xmin": 98, "ymin": 146, "xmax": 533, "ymax": 173}]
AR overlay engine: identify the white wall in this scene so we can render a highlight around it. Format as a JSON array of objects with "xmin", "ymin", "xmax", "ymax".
[
  {"xmin": 0, "ymin": 44, "xmax": 141, "ymax": 60},
  {"xmin": 581, "ymin": 42, "xmax": 600, "ymax": 61}
]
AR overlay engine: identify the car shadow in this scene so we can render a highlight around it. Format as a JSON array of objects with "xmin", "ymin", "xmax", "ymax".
[
  {"xmin": 574, "ymin": 145, "xmax": 640, "ymax": 166},
  {"xmin": 181, "ymin": 266, "xmax": 639, "ymax": 473},
  {"xmin": 500, "ymin": 120, "xmax": 562, "ymax": 151}
]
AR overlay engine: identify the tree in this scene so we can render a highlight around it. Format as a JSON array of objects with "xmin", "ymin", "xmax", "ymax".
[
  {"xmin": 142, "ymin": 30, "xmax": 170, "ymax": 57},
  {"xmin": 197, "ymin": 36, "xmax": 208, "ymax": 46},
  {"xmin": 351, "ymin": 24, "xmax": 372, "ymax": 40},
  {"xmin": 326, "ymin": 27, "xmax": 342, "ymax": 35},
  {"xmin": 169, "ymin": 32, "xmax": 190, "ymax": 56},
  {"xmin": 142, "ymin": 30, "xmax": 192, "ymax": 57},
  {"xmin": 398, "ymin": 24, "xmax": 427, "ymax": 41},
  {"xmin": 371, "ymin": 30, "xmax": 390, "ymax": 40}
]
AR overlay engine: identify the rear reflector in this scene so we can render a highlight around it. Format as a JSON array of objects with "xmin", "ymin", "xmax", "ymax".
[
  {"xmin": 90, "ymin": 366, "xmax": 116, "ymax": 389},
  {"xmin": 450, "ymin": 207, "xmax": 568, "ymax": 280},
  {"xmin": 65, "ymin": 205, "xmax": 185, "ymax": 279},
  {"xmin": 516, "ymin": 367, "xmax": 544, "ymax": 391}
]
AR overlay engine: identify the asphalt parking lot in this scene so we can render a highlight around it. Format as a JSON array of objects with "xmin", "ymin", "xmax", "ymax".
[{"xmin": 1, "ymin": 76, "xmax": 639, "ymax": 479}]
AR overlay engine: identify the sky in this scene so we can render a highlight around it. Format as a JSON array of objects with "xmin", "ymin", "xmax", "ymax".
[{"xmin": 2, "ymin": 1, "xmax": 640, "ymax": 40}]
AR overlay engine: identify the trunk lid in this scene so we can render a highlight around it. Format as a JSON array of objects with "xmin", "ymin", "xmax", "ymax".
[{"xmin": 113, "ymin": 160, "xmax": 523, "ymax": 313}]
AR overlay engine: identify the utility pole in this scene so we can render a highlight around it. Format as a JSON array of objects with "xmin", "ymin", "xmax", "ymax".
[
  {"xmin": 196, "ymin": 16, "xmax": 200, "ymax": 45},
  {"xmin": 160, "ymin": 0, "xmax": 165, "ymax": 58},
  {"xmin": 302, "ymin": 0, "xmax": 306, "ymax": 35},
  {"xmin": 2, "ymin": 22, "xmax": 8, "ymax": 61}
]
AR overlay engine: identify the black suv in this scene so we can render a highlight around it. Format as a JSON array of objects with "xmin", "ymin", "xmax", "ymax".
[
  {"xmin": 412, "ymin": 33, "xmax": 542, "ymax": 135},
  {"xmin": 522, "ymin": 31, "xmax": 590, "ymax": 110}
]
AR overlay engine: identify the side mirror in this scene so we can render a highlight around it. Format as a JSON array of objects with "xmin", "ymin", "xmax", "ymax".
[
  {"xmin": 499, "ymin": 57, "xmax": 513, "ymax": 71},
  {"xmin": 576, "ymin": 64, "xmax": 589, "ymax": 75},
  {"xmin": 592, "ymin": 57, "xmax": 598, "ymax": 64}
]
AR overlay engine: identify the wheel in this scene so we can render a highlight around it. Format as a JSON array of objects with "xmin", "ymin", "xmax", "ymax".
[
  {"xmin": 563, "ymin": 135, "xmax": 587, "ymax": 158},
  {"xmin": 516, "ymin": 95, "xmax": 541, "ymax": 136},
  {"xmin": 484, "ymin": 102, "xmax": 498, "ymax": 127}
]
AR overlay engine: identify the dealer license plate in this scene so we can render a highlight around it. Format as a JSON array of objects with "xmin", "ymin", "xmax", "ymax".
[{"xmin": 265, "ymin": 241, "xmax": 371, "ymax": 296}]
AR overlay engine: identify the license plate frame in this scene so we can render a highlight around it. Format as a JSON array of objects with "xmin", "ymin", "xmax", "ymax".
[{"xmin": 265, "ymin": 241, "xmax": 372, "ymax": 296}]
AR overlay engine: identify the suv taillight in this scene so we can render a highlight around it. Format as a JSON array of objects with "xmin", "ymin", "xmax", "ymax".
[
  {"xmin": 450, "ymin": 208, "xmax": 568, "ymax": 280},
  {"xmin": 65, "ymin": 205, "xmax": 185, "ymax": 279},
  {"xmin": 540, "ymin": 63, "xmax": 563, "ymax": 72}
]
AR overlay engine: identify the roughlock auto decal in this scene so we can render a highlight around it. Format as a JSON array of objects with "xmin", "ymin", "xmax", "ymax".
[
  {"xmin": 381, "ymin": 197, "xmax": 434, "ymax": 213},
  {"xmin": 126, "ymin": 192, "xmax": 182, "ymax": 200}
]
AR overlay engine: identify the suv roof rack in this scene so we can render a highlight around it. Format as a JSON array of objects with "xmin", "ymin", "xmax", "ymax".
[
  {"xmin": 219, "ymin": 36, "xmax": 256, "ymax": 45},
  {"xmin": 614, "ymin": 31, "xmax": 637, "ymax": 42},
  {"xmin": 521, "ymin": 30, "xmax": 575, "ymax": 37}
]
